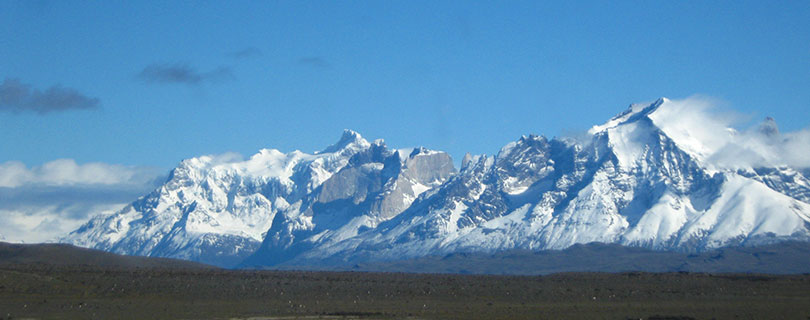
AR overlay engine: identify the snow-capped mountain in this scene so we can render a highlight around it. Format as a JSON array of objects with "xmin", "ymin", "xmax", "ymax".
[
  {"xmin": 62, "ymin": 130, "xmax": 374, "ymax": 267},
  {"xmin": 63, "ymin": 98, "xmax": 810, "ymax": 268},
  {"xmin": 241, "ymin": 142, "xmax": 455, "ymax": 267},
  {"xmin": 62, "ymin": 130, "xmax": 455, "ymax": 267},
  {"xmin": 258, "ymin": 98, "xmax": 810, "ymax": 267}
]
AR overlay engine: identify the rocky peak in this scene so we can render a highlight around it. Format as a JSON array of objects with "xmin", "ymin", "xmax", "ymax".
[
  {"xmin": 319, "ymin": 129, "xmax": 371, "ymax": 154},
  {"xmin": 759, "ymin": 116, "xmax": 779, "ymax": 137}
]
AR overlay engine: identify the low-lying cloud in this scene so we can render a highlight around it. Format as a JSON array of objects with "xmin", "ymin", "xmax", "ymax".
[
  {"xmin": 0, "ymin": 202, "xmax": 128, "ymax": 244},
  {"xmin": 137, "ymin": 63, "xmax": 234, "ymax": 84},
  {"xmin": 0, "ymin": 78, "xmax": 100, "ymax": 114},
  {"xmin": 0, "ymin": 159, "xmax": 164, "ymax": 243},
  {"xmin": 0, "ymin": 159, "xmax": 162, "ymax": 188}
]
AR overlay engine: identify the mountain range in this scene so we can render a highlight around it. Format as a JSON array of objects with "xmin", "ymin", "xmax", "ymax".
[{"xmin": 62, "ymin": 98, "xmax": 810, "ymax": 268}]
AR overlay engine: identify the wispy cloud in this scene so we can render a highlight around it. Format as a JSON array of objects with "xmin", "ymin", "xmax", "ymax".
[
  {"xmin": 298, "ymin": 57, "xmax": 331, "ymax": 68},
  {"xmin": 642, "ymin": 96, "xmax": 810, "ymax": 169},
  {"xmin": 0, "ymin": 159, "xmax": 164, "ymax": 243},
  {"xmin": 136, "ymin": 63, "xmax": 234, "ymax": 84},
  {"xmin": 228, "ymin": 47, "xmax": 262, "ymax": 59},
  {"xmin": 0, "ymin": 78, "xmax": 100, "ymax": 114},
  {"xmin": 0, "ymin": 159, "xmax": 161, "ymax": 188}
]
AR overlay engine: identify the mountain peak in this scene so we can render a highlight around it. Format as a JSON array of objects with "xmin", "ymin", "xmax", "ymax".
[
  {"xmin": 342, "ymin": 128, "xmax": 362, "ymax": 139},
  {"xmin": 319, "ymin": 129, "xmax": 370, "ymax": 154},
  {"xmin": 518, "ymin": 134, "xmax": 547, "ymax": 145},
  {"xmin": 62, "ymin": 98, "xmax": 810, "ymax": 270},
  {"xmin": 408, "ymin": 146, "xmax": 431, "ymax": 158},
  {"xmin": 461, "ymin": 152, "xmax": 474, "ymax": 169},
  {"xmin": 588, "ymin": 98, "xmax": 668, "ymax": 134},
  {"xmin": 759, "ymin": 116, "xmax": 779, "ymax": 137}
]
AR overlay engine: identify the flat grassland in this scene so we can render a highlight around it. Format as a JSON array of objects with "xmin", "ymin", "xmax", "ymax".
[{"xmin": 1, "ymin": 264, "xmax": 809, "ymax": 320}]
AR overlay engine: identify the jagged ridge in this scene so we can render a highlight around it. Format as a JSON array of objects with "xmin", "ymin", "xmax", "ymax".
[{"xmin": 63, "ymin": 99, "xmax": 810, "ymax": 268}]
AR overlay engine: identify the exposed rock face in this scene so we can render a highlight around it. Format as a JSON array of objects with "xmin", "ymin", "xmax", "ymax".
[
  {"xmin": 63, "ymin": 130, "xmax": 455, "ymax": 267},
  {"xmin": 260, "ymin": 99, "xmax": 810, "ymax": 267},
  {"xmin": 242, "ymin": 142, "xmax": 456, "ymax": 267},
  {"xmin": 64, "ymin": 99, "xmax": 810, "ymax": 269}
]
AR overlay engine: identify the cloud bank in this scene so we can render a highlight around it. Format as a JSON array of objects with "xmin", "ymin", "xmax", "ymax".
[
  {"xmin": 0, "ymin": 159, "xmax": 164, "ymax": 243},
  {"xmin": 0, "ymin": 78, "xmax": 100, "ymax": 114},
  {"xmin": 0, "ymin": 159, "xmax": 161, "ymax": 188},
  {"xmin": 137, "ymin": 63, "xmax": 234, "ymax": 84}
]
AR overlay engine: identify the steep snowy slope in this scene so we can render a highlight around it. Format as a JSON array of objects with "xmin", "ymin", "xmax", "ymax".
[
  {"xmin": 63, "ymin": 130, "xmax": 376, "ymax": 267},
  {"xmin": 272, "ymin": 98, "xmax": 810, "ymax": 266},
  {"xmin": 63, "ymin": 98, "xmax": 810, "ymax": 268},
  {"xmin": 241, "ymin": 143, "xmax": 456, "ymax": 266}
]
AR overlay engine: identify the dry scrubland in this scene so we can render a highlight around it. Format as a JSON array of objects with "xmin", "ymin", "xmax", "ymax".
[{"xmin": 1, "ymin": 263, "xmax": 809, "ymax": 320}]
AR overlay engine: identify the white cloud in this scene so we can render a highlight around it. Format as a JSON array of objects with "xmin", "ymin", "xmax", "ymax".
[
  {"xmin": 0, "ymin": 159, "xmax": 159, "ymax": 187},
  {"xmin": 0, "ymin": 159, "xmax": 164, "ymax": 243},
  {"xmin": 647, "ymin": 96, "xmax": 736, "ymax": 160},
  {"xmin": 0, "ymin": 203, "xmax": 125, "ymax": 243},
  {"xmin": 200, "ymin": 151, "xmax": 245, "ymax": 166},
  {"xmin": 648, "ymin": 96, "xmax": 810, "ymax": 170},
  {"xmin": 780, "ymin": 130, "xmax": 810, "ymax": 168}
]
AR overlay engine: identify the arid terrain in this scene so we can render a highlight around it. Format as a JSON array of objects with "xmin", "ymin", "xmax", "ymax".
[
  {"xmin": 2, "ymin": 242, "xmax": 810, "ymax": 319},
  {"xmin": 2, "ymin": 266, "xmax": 810, "ymax": 319}
]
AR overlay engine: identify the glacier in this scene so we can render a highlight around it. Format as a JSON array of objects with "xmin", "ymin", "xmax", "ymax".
[{"xmin": 62, "ymin": 98, "xmax": 810, "ymax": 268}]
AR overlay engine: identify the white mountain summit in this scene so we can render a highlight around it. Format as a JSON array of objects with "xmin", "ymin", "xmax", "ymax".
[
  {"xmin": 63, "ymin": 130, "xmax": 455, "ymax": 267},
  {"xmin": 63, "ymin": 99, "xmax": 810, "ymax": 268}
]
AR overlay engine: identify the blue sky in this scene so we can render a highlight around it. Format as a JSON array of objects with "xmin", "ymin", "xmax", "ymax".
[
  {"xmin": 0, "ymin": 1, "xmax": 809, "ymax": 242},
  {"xmin": 2, "ymin": 0, "xmax": 809, "ymax": 168}
]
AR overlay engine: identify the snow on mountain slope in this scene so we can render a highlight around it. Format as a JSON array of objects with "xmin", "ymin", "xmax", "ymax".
[
  {"xmin": 668, "ymin": 174, "xmax": 810, "ymax": 248},
  {"xmin": 241, "ymin": 142, "xmax": 456, "ymax": 267},
  {"xmin": 274, "ymin": 98, "xmax": 810, "ymax": 266},
  {"xmin": 63, "ymin": 98, "xmax": 810, "ymax": 268},
  {"xmin": 62, "ymin": 130, "xmax": 374, "ymax": 267}
]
